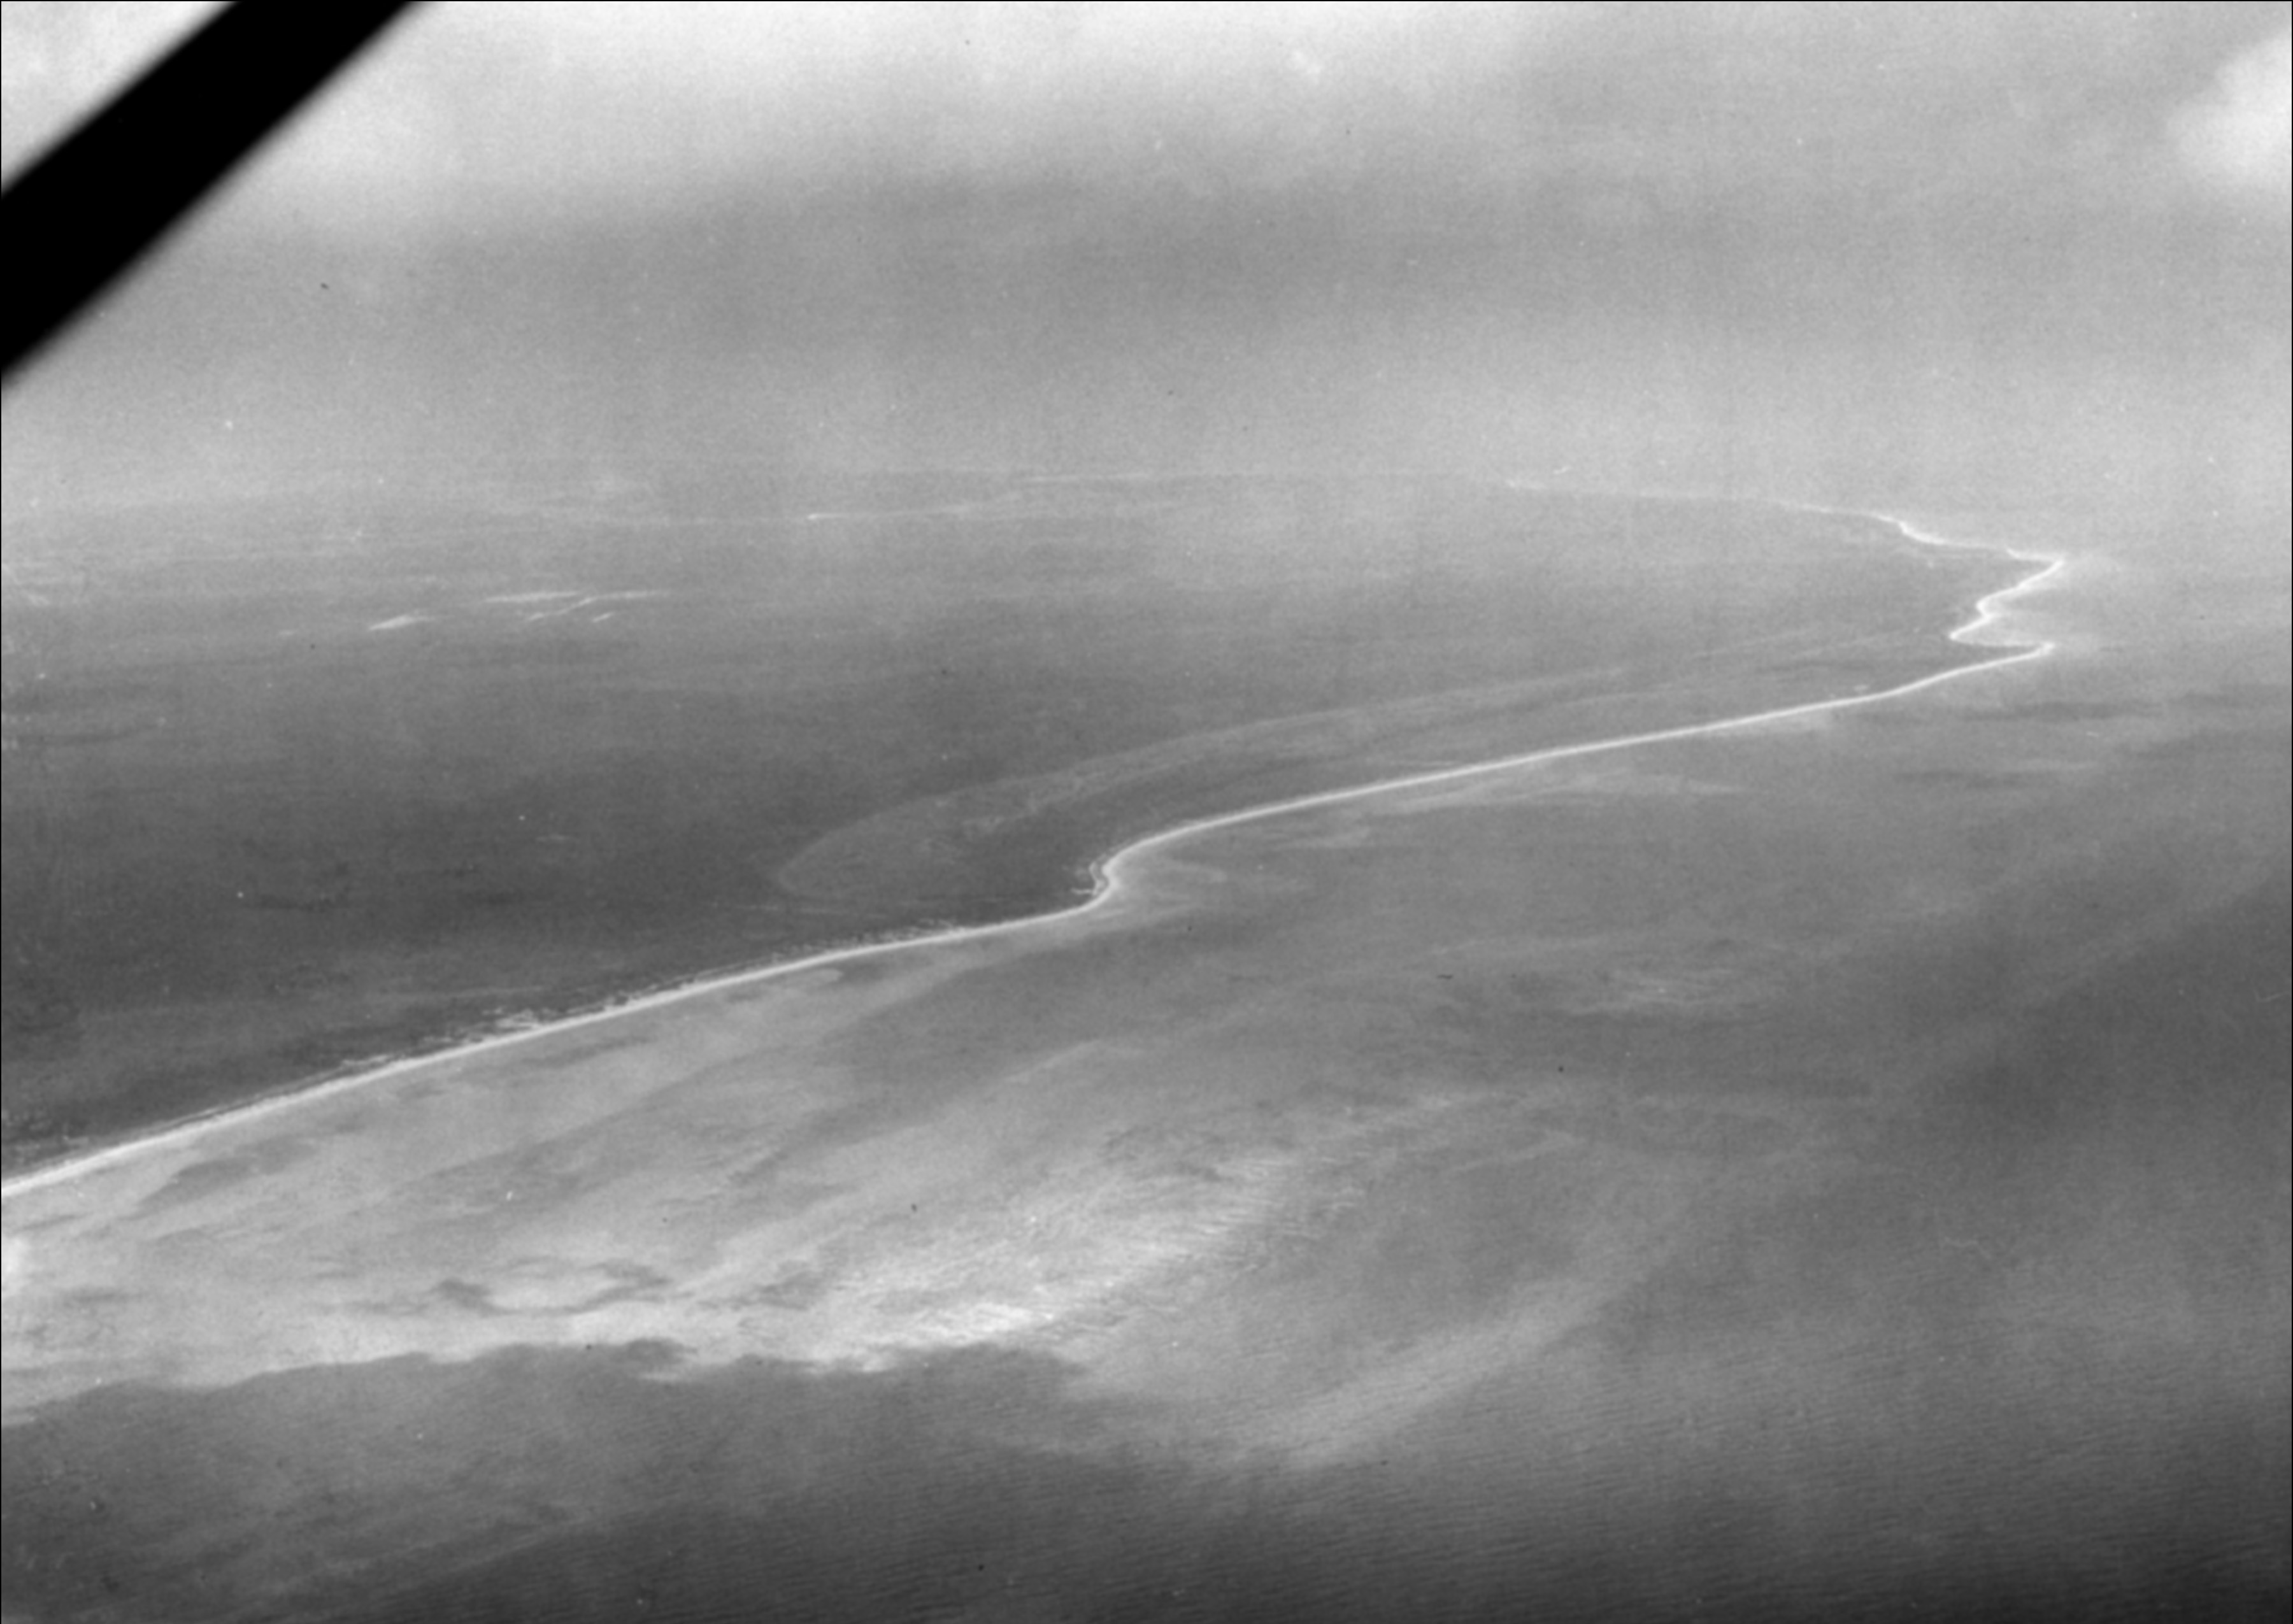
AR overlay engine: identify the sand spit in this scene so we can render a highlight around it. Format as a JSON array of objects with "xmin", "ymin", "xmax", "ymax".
[{"xmin": 0, "ymin": 518, "xmax": 2062, "ymax": 1206}]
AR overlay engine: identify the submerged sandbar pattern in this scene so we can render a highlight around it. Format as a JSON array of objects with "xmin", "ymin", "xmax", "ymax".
[{"xmin": 3, "ymin": 484, "xmax": 2287, "ymax": 1623}]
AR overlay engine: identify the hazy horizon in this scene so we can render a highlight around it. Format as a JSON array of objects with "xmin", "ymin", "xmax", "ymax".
[
  {"xmin": 2, "ymin": 2, "xmax": 2285, "ymax": 515},
  {"xmin": 3, "ymin": 9, "xmax": 2287, "ymax": 1622}
]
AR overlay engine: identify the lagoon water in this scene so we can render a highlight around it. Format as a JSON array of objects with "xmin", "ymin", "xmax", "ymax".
[{"xmin": 3, "ymin": 480, "xmax": 2286, "ymax": 1622}]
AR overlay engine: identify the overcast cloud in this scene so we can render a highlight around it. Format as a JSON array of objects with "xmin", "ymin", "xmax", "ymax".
[
  {"xmin": 6, "ymin": 3, "xmax": 2286, "ymax": 225},
  {"xmin": 3, "ymin": 3, "xmax": 2285, "ymax": 505}
]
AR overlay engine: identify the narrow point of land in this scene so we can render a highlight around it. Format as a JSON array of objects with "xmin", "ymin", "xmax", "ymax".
[{"xmin": 0, "ymin": 519, "xmax": 2065, "ymax": 1203}]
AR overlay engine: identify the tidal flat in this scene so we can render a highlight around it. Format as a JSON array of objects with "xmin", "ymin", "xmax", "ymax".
[{"xmin": 3, "ymin": 482, "xmax": 2286, "ymax": 1621}]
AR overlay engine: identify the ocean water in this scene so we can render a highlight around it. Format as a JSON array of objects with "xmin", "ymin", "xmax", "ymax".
[{"xmin": 3, "ymin": 482, "xmax": 2285, "ymax": 1623}]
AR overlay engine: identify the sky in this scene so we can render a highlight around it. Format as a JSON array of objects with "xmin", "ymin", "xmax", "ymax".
[{"xmin": 2, "ymin": 1, "xmax": 2287, "ymax": 509}]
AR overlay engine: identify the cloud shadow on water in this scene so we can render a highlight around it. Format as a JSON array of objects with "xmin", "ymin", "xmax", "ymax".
[{"xmin": 5, "ymin": 1326, "xmax": 2286, "ymax": 1623}]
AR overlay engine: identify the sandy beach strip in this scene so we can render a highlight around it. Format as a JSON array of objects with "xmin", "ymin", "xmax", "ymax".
[{"xmin": 1, "ymin": 518, "xmax": 2064, "ymax": 1204}]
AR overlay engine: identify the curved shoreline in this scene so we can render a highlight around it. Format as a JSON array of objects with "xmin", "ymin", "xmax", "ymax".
[{"xmin": 1, "ymin": 518, "xmax": 2064, "ymax": 1202}]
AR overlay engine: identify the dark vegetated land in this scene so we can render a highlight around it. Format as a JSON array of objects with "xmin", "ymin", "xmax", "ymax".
[{"xmin": 0, "ymin": 473, "xmax": 2004, "ymax": 1166}]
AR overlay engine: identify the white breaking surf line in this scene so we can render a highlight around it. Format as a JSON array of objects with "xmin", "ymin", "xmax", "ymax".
[
  {"xmin": 1, "ymin": 521, "xmax": 2064, "ymax": 1201},
  {"xmin": 1096, "ymin": 534, "xmax": 2062, "ymax": 880}
]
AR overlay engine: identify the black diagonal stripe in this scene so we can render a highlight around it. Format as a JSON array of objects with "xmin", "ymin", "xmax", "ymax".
[{"xmin": 3, "ymin": 1, "xmax": 417, "ymax": 380}]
